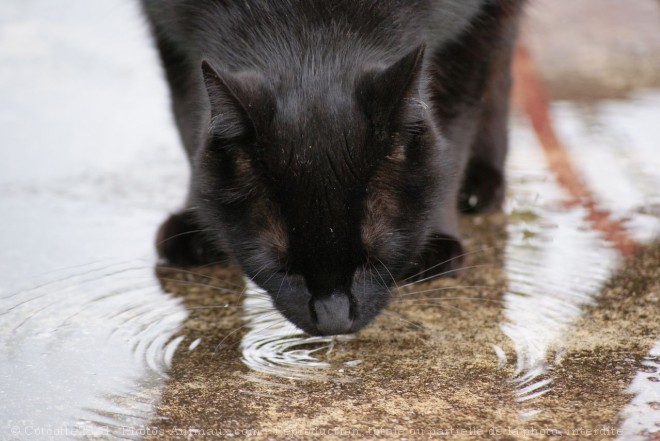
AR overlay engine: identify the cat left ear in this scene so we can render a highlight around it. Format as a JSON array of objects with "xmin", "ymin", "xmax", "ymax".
[
  {"xmin": 357, "ymin": 44, "xmax": 426, "ymax": 124},
  {"xmin": 201, "ymin": 60, "xmax": 274, "ymax": 139}
]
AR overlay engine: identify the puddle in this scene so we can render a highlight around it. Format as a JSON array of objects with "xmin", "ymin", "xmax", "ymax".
[
  {"xmin": 552, "ymin": 90, "xmax": 660, "ymax": 242},
  {"xmin": 239, "ymin": 280, "xmax": 357, "ymax": 382},
  {"xmin": 0, "ymin": 262, "xmax": 187, "ymax": 438},
  {"xmin": 154, "ymin": 269, "xmax": 362, "ymax": 388},
  {"xmin": 0, "ymin": 0, "xmax": 191, "ymax": 438},
  {"xmin": 618, "ymin": 341, "xmax": 660, "ymax": 441},
  {"xmin": 502, "ymin": 120, "xmax": 620, "ymax": 403}
]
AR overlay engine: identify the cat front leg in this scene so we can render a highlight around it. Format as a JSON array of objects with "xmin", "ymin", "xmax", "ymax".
[
  {"xmin": 156, "ymin": 210, "xmax": 229, "ymax": 266},
  {"xmin": 400, "ymin": 232, "xmax": 464, "ymax": 283}
]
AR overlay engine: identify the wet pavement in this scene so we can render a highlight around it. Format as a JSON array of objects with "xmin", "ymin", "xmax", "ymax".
[{"xmin": 1, "ymin": 0, "xmax": 659, "ymax": 440}]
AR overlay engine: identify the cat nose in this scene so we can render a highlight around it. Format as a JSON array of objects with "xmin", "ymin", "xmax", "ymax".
[{"xmin": 311, "ymin": 290, "xmax": 353, "ymax": 335}]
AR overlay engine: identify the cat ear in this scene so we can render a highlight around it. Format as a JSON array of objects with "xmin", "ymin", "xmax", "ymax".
[
  {"xmin": 357, "ymin": 44, "xmax": 426, "ymax": 124},
  {"xmin": 201, "ymin": 60, "xmax": 274, "ymax": 139}
]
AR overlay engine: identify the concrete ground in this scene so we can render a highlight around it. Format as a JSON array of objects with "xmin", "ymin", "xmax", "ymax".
[{"xmin": 152, "ymin": 227, "xmax": 659, "ymax": 440}]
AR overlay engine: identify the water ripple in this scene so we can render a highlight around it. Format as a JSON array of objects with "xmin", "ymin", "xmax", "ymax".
[
  {"xmin": 240, "ymin": 280, "xmax": 357, "ymax": 382},
  {"xmin": 0, "ymin": 261, "xmax": 187, "ymax": 438},
  {"xmin": 617, "ymin": 341, "xmax": 660, "ymax": 440},
  {"xmin": 502, "ymin": 123, "xmax": 619, "ymax": 406}
]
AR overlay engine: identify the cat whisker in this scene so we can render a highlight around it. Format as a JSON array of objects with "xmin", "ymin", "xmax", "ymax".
[
  {"xmin": 396, "ymin": 284, "xmax": 491, "ymax": 297},
  {"xmin": 155, "ymin": 228, "xmax": 214, "ymax": 247},
  {"xmin": 392, "ymin": 296, "xmax": 504, "ymax": 305},
  {"xmin": 196, "ymin": 257, "xmax": 234, "ymax": 269},
  {"xmin": 399, "ymin": 263, "xmax": 493, "ymax": 288},
  {"xmin": 158, "ymin": 277, "xmax": 254, "ymax": 296},
  {"xmin": 188, "ymin": 304, "xmax": 245, "ymax": 310},
  {"xmin": 235, "ymin": 263, "xmax": 269, "ymax": 304},
  {"xmin": 389, "ymin": 301, "xmax": 473, "ymax": 316},
  {"xmin": 274, "ymin": 269, "xmax": 289, "ymax": 304},
  {"xmin": 157, "ymin": 266, "xmax": 247, "ymax": 291},
  {"xmin": 380, "ymin": 310, "xmax": 431, "ymax": 340},
  {"xmin": 370, "ymin": 262, "xmax": 391, "ymax": 292},
  {"xmin": 400, "ymin": 245, "xmax": 502, "ymax": 283},
  {"xmin": 213, "ymin": 311, "xmax": 282, "ymax": 352},
  {"xmin": 374, "ymin": 257, "xmax": 399, "ymax": 291}
]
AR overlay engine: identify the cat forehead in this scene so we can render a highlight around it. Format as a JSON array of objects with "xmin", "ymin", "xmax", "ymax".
[
  {"xmin": 276, "ymin": 98, "xmax": 361, "ymax": 130},
  {"xmin": 267, "ymin": 98, "xmax": 369, "ymax": 160}
]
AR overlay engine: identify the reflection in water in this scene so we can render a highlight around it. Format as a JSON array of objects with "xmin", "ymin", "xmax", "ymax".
[
  {"xmin": 240, "ymin": 280, "xmax": 358, "ymax": 382},
  {"xmin": 502, "ymin": 91, "xmax": 660, "ymax": 433},
  {"xmin": 0, "ymin": 262, "xmax": 187, "ymax": 438},
  {"xmin": 552, "ymin": 90, "xmax": 660, "ymax": 242},
  {"xmin": 617, "ymin": 341, "xmax": 660, "ymax": 441},
  {"xmin": 501, "ymin": 122, "xmax": 619, "ymax": 402}
]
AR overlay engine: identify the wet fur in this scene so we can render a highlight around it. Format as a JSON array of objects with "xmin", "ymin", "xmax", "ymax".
[{"xmin": 143, "ymin": 0, "xmax": 524, "ymax": 335}]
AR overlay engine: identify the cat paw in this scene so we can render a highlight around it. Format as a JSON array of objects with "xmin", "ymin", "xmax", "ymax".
[
  {"xmin": 458, "ymin": 158, "xmax": 505, "ymax": 213},
  {"xmin": 401, "ymin": 233, "xmax": 464, "ymax": 283},
  {"xmin": 155, "ymin": 211, "xmax": 228, "ymax": 266}
]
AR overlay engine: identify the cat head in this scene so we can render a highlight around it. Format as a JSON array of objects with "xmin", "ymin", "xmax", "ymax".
[{"xmin": 193, "ymin": 45, "xmax": 460, "ymax": 335}]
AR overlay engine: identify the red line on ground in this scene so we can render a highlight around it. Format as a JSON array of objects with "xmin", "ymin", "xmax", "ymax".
[{"xmin": 511, "ymin": 44, "xmax": 636, "ymax": 256}]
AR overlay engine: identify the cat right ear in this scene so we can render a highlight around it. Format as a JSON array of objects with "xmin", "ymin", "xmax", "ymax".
[
  {"xmin": 201, "ymin": 60, "xmax": 274, "ymax": 139},
  {"xmin": 356, "ymin": 45, "xmax": 426, "ymax": 125}
]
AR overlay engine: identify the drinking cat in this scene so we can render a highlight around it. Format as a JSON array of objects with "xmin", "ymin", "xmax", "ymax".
[{"xmin": 142, "ymin": 0, "xmax": 524, "ymax": 335}]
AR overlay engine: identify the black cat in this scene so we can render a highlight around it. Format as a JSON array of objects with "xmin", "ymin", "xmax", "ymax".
[{"xmin": 142, "ymin": 0, "xmax": 524, "ymax": 335}]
